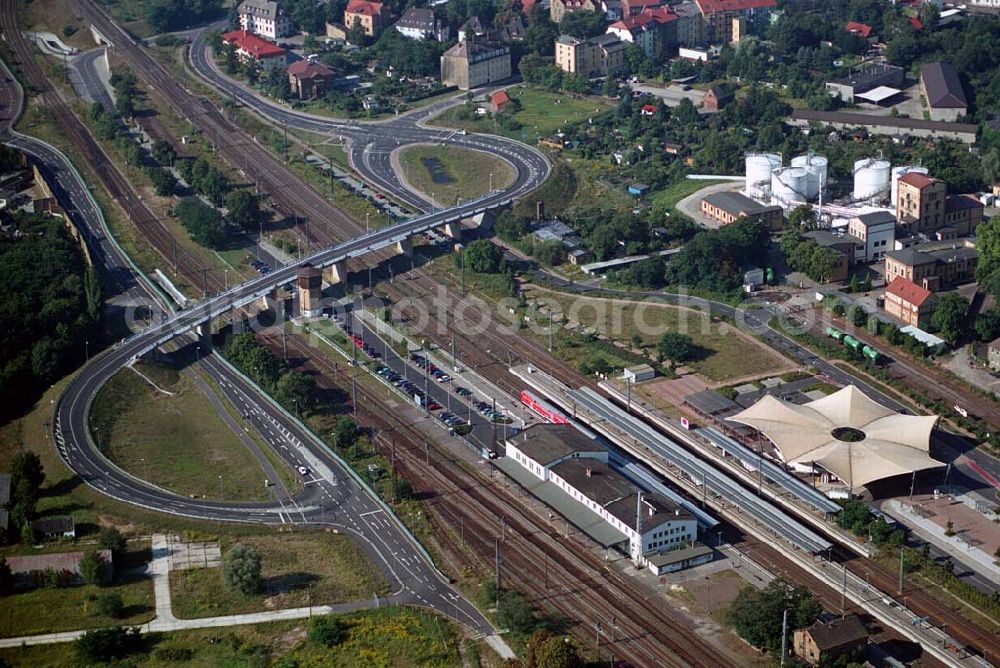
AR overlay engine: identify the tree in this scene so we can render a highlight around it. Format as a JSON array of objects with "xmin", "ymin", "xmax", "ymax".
[
  {"xmin": 175, "ymin": 198, "xmax": 228, "ymax": 248},
  {"xmin": 496, "ymin": 589, "xmax": 536, "ymax": 634},
  {"xmin": 788, "ymin": 204, "xmax": 816, "ymax": 229},
  {"xmin": 658, "ymin": 332, "xmax": 694, "ymax": 366},
  {"xmin": 95, "ymin": 592, "xmax": 125, "ymax": 618},
  {"xmin": 151, "ymin": 139, "xmax": 177, "ymax": 166},
  {"xmin": 10, "ymin": 451, "xmax": 45, "ymax": 496},
  {"xmin": 225, "ymin": 190, "xmax": 263, "ymax": 231},
  {"xmin": 98, "ymin": 527, "xmax": 127, "ymax": 558},
  {"xmin": 310, "ymin": 615, "xmax": 346, "ymax": 646},
  {"xmin": 275, "ymin": 370, "xmax": 316, "ymax": 414},
  {"xmin": 75, "ymin": 626, "xmax": 142, "ymax": 663},
  {"xmin": 560, "ymin": 9, "xmax": 607, "ymax": 38},
  {"xmin": 223, "ymin": 543, "xmax": 262, "ymax": 595},
  {"xmin": 331, "ymin": 416, "xmax": 360, "ymax": 450},
  {"xmin": 975, "ymin": 308, "xmax": 1000, "ymax": 342},
  {"xmin": 465, "ymin": 239, "xmax": 504, "ymax": 274},
  {"xmin": 533, "ymin": 240, "xmax": 567, "ymax": 267},
  {"xmin": 149, "ymin": 167, "xmax": 177, "ymax": 197},
  {"xmin": 727, "ymin": 579, "xmax": 821, "ymax": 652},
  {"xmin": 0, "ymin": 557, "xmax": 12, "ymax": 596},
  {"xmin": 931, "ymin": 293, "xmax": 970, "ymax": 345},
  {"xmin": 533, "ymin": 635, "xmax": 583, "ymax": 668},
  {"xmin": 79, "ymin": 550, "xmax": 110, "ymax": 586}
]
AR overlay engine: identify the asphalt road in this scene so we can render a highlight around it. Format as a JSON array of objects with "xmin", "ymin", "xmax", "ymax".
[
  {"xmin": 186, "ymin": 28, "xmax": 549, "ymax": 215},
  {"xmin": 0, "ymin": 51, "xmax": 497, "ymax": 634}
]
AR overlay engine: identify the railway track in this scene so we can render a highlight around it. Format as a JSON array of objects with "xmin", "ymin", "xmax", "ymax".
[
  {"xmin": 0, "ymin": 3, "xmax": 225, "ymax": 295},
  {"xmin": 264, "ymin": 327, "xmax": 741, "ymax": 667}
]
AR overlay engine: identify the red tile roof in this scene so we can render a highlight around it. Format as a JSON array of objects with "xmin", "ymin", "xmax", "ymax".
[
  {"xmin": 491, "ymin": 90, "xmax": 511, "ymax": 107},
  {"xmin": 288, "ymin": 60, "xmax": 335, "ymax": 79},
  {"xmin": 945, "ymin": 193, "xmax": 982, "ymax": 213},
  {"xmin": 346, "ymin": 0, "xmax": 383, "ymax": 16},
  {"xmin": 909, "ymin": 16, "xmax": 923, "ymax": 30},
  {"xmin": 887, "ymin": 276, "xmax": 934, "ymax": 307},
  {"xmin": 845, "ymin": 21, "xmax": 873, "ymax": 38},
  {"xmin": 521, "ymin": 0, "xmax": 537, "ymax": 13},
  {"xmin": 694, "ymin": 0, "xmax": 776, "ymax": 14},
  {"xmin": 222, "ymin": 30, "xmax": 286, "ymax": 59},
  {"xmin": 898, "ymin": 171, "xmax": 936, "ymax": 189},
  {"xmin": 641, "ymin": 103, "xmax": 657, "ymax": 113}
]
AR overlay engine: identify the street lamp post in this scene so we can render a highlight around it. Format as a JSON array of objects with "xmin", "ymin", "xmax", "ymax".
[{"xmin": 218, "ymin": 475, "xmax": 223, "ymax": 500}]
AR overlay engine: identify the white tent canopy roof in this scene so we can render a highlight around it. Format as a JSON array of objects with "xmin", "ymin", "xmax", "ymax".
[{"xmin": 728, "ymin": 385, "xmax": 942, "ymax": 489}]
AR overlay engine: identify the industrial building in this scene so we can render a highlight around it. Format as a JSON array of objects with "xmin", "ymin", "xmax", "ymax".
[
  {"xmin": 729, "ymin": 385, "xmax": 943, "ymax": 490},
  {"xmin": 825, "ymin": 63, "xmax": 904, "ymax": 102},
  {"xmin": 896, "ymin": 172, "xmax": 983, "ymax": 236},
  {"xmin": 793, "ymin": 615, "xmax": 869, "ymax": 666},
  {"xmin": 884, "ymin": 276, "xmax": 938, "ymax": 328},
  {"xmin": 884, "ymin": 244, "xmax": 979, "ymax": 291},
  {"xmin": 296, "ymin": 264, "xmax": 323, "ymax": 318},
  {"xmin": 846, "ymin": 211, "xmax": 894, "ymax": 262},
  {"xmin": 700, "ymin": 191, "xmax": 783, "ymax": 229},
  {"xmin": 920, "ymin": 62, "xmax": 968, "ymax": 122},
  {"xmin": 788, "ymin": 110, "xmax": 978, "ymax": 144},
  {"xmin": 505, "ymin": 425, "xmax": 709, "ymax": 574}
]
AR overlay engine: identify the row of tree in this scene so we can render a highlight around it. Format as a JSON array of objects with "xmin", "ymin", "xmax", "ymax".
[{"xmin": 223, "ymin": 333, "xmax": 319, "ymax": 415}]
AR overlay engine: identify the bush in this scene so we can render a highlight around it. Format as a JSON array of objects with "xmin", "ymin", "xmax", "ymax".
[
  {"xmin": 75, "ymin": 626, "xmax": 142, "ymax": 662},
  {"xmin": 98, "ymin": 526, "xmax": 126, "ymax": 557},
  {"xmin": 154, "ymin": 647, "xmax": 194, "ymax": 662},
  {"xmin": 95, "ymin": 592, "xmax": 125, "ymax": 618},
  {"xmin": 309, "ymin": 615, "xmax": 346, "ymax": 647},
  {"xmin": 79, "ymin": 550, "xmax": 110, "ymax": 586},
  {"xmin": 464, "ymin": 239, "xmax": 504, "ymax": 274},
  {"xmin": 223, "ymin": 543, "xmax": 262, "ymax": 596}
]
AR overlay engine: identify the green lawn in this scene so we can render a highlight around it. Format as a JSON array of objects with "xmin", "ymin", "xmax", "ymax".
[
  {"xmin": 523, "ymin": 286, "xmax": 797, "ymax": 382},
  {"xmin": 430, "ymin": 85, "xmax": 613, "ymax": 144},
  {"xmin": 169, "ymin": 533, "xmax": 389, "ymax": 619},
  {"xmin": 652, "ymin": 179, "xmax": 733, "ymax": 209},
  {"xmin": 0, "ymin": 545, "xmax": 154, "ymax": 637},
  {"xmin": 0, "ymin": 607, "xmax": 462, "ymax": 667},
  {"xmin": 89, "ymin": 362, "xmax": 273, "ymax": 501},
  {"xmin": 397, "ymin": 145, "xmax": 516, "ymax": 205}
]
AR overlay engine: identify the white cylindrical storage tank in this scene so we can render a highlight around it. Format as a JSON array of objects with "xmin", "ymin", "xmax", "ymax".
[
  {"xmin": 791, "ymin": 154, "xmax": 828, "ymax": 197},
  {"xmin": 890, "ymin": 166, "xmax": 928, "ymax": 207},
  {"xmin": 771, "ymin": 167, "xmax": 808, "ymax": 203},
  {"xmin": 853, "ymin": 158, "xmax": 891, "ymax": 202},
  {"xmin": 745, "ymin": 153, "xmax": 781, "ymax": 199}
]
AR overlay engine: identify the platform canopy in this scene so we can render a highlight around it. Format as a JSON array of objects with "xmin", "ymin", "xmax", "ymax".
[{"xmin": 727, "ymin": 385, "xmax": 942, "ymax": 489}]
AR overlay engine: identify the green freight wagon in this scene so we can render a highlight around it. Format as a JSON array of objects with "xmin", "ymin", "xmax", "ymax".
[
  {"xmin": 843, "ymin": 335, "xmax": 862, "ymax": 350},
  {"xmin": 825, "ymin": 327, "xmax": 844, "ymax": 340},
  {"xmin": 862, "ymin": 345, "xmax": 880, "ymax": 361}
]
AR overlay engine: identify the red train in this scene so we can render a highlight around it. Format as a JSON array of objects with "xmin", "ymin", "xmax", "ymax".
[{"xmin": 520, "ymin": 390, "xmax": 569, "ymax": 424}]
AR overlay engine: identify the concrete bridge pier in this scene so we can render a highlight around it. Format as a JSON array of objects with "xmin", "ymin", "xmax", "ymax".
[
  {"xmin": 395, "ymin": 238, "xmax": 413, "ymax": 256},
  {"xmin": 442, "ymin": 222, "xmax": 462, "ymax": 241},
  {"xmin": 196, "ymin": 319, "xmax": 213, "ymax": 349},
  {"xmin": 326, "ymin": 261, "xmax": 347, "ymax": 285}
]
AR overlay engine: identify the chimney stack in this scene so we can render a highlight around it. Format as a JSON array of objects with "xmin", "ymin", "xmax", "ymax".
[{"xmin": 585, "ymin": 466, "xmax": 592, "ymax": 478}]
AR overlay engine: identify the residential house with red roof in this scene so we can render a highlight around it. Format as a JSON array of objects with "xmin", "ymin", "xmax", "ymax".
[
  {"xmin": 845, "ymin": 21, "xmax": 873, "ymax": 39},
  {"xmin": 884, "ymin": 276, "xmax": 938, "ymax": 328},
  {"xmin": 606, "ymin": 7, "xmax": 677, "ymax": 56},
  {"xmin": 490, "ymin": 89, "xmax": 511, "ymax": 112},
  {"xmin": 222, "ymin": 30, "xmax": 288, "ymax": 73},
  {"xmin": 693, "ymin": 0, "xmax": 775, "ymax": 43},
  {"xmin": 344, "ymin": 0, "xmax": 390, "ymax": 36}
]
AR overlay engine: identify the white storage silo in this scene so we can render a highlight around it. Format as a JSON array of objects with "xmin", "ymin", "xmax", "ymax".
[
  {"xmin": 771, "ymin": 167, "xmax": 808, "ymax": 203},
  {"xmin": 853, "ymin": 158, "xmax": 891, "ymax": 202},
  {"xmin": 745, "ymin": 153, "xmax": 782, "ymax": 199},
  {"xmin": 791, "ymin": 154, "xmax": 828, "ymax": 201},
  {"xmin": 890, "ymin": 166, "xmax": 929, "ymax": 207}
]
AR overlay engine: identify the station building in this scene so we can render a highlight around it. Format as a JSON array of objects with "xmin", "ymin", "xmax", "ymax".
[{"xmin": 505, "ymin": 424, "xmax": 708, "ymax": 573}]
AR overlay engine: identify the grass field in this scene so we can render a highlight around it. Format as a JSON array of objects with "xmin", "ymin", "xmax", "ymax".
[
  {"xmin": 169, "ymin": 533, "xmax": 389, "ymax": 618},
  {"xmin": 0, "ymin": 544, "xmax": 154, "ymax": 638},
  {"xmin": 397, "ymin": 145, "xmax": 516, "ymax": 206},
  {"xmin": 523, "ymin": 286, "xmax": 796, "ymax": 382},
  {"xmin": 89, "ymin": 362, "xmax": 272, "ymax": 501},
  {"xmin": 0, "ymin": 607, "xmax": 462, "ymax": 667},
  {"xmin": 430, "ymin": 85, "xmax": 613, "ymax": 144},
  {"xmin": 652, "ymin": 178, "xmax": 732, "ymax": 209}
]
